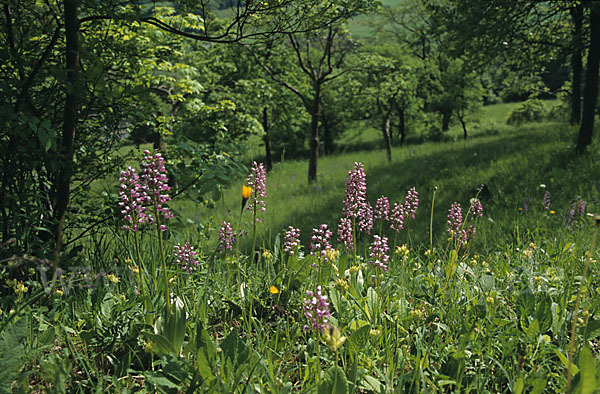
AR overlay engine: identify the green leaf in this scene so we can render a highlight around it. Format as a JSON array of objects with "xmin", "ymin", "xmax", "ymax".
[
  {"xmin": 584, "ymin": 319, "xmax": 600, "ymax": 340},
  {"xmin": 142, "ymin": 332, "xmax": 176, "ymax": 355},
  {"xmin": 318, "ymin": 365, "xmax": 348, "ymax": 394},
  {"xmin": 347, "ymin": 323, "xmax": 371, "ymax": 356},
  {"xmin": 480, "ymin": 274, "xmax": 495, "ymax": 292},
  {"xmin": 513, "ymin": 376, "xmax": 525, "ymax": 394},
  {"xmin": 554, "ymin": 349, "xmax": 579, "ymax": 375},
  {"xmin": 579, "ymin": 345, "xmax": 596, "ymax": 394},
  {"xmin": 526, "ymin": 319, "xmax": 539, "ymax": 339},
  {"xmin": 535, "ymin": 294, "xmax": 552, "ymax": 333},
  {"xmin": 164, "ymin": 298, "xmax": 186, "ymax": 353},
  {"xmin": 221, "ymin": 329, "xmax": 249, "ymax": 369},
  {"xmin": 361, "ymin": 375, "xmax": 382, "ymax": 392},
  {"xmin": 195, "ymin": 322, "xmax": 216, "ymax": 380},
  {"xmin": 365, "ymin": 287, "xmax": 380, "ymax": 322}
]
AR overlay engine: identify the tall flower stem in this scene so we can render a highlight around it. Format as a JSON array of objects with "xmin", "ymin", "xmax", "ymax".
[
  {"xmin": 566, "ymin": 215, "xmax": 600, "ymax": 393},
  {"xmin": 154, "ymin": 204, "xmax": 170, "ymax": 315},
  {"xmin": 352, "ymin": 218, "xmax": 357, "ymax": 265},
  {"xmin": 134, "ymin": 231, "xmax": 145, "ymax": 296},
  {"xmin": 252, "ymin": 200, "xmax": 257, "ymax": 260},
  {"xmin": 430, "ymin": 187, "xmax": 437, "ymax": 251}
]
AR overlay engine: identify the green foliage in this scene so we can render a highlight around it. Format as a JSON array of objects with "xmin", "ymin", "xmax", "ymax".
[{"xmin": 506, "ymin": 99, "xmax": 550, "ymax": 125}]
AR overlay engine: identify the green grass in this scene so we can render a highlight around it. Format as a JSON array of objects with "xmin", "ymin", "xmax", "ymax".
[
  {"xmin": 4, "ymin": 105, "xmax": 600, "ymax": 392},
  {"xmin": 179, "ymin": 102, "xmax": 588, "ymax": 255}
]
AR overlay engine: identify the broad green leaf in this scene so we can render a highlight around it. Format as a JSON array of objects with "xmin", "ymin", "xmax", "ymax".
[
  {"xmin": 164, "ymin": 298, "xmax": 186, "ymax": 353},
  {"xmin": 526, "ymin": 319, "xmax": 539, "ymax": 339},
  {"xmin": 318, "ymin": 365, "xmax": 348, "ymax": 394},
  {"xmin": 579, "ymin": 345, "xmax": 596, "ymax": 394},
  {"xmin": 347, "ymin": 324, "xmax": 371, "ymax": 356},
  {"xmin": 513, "ymin": 376, "xmax": 525, "ymax": 394},
  {"xmin": 142, "ymin": 332, "xmax": 176, "ymax": 355},
  {"xmin": 480, "ymin": 274, "xmax": 495, "ymax": 292}
]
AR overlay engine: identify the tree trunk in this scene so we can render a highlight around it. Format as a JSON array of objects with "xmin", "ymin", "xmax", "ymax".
[
  {"xmin": 576, "ymin": 6, "xmax": 600, "ymax": 153},
  {"xmin": 442, "ymin": 111, "xmax": 451, "ymax": 131},
  {"xmin": 382, "ymin": 116, "xmax": 393, "ymax": 162},
  {"xmin": 321, "ymin": 115, "xmax": 334, "ymax": 155},
  {"xmin": 308, "ymin": 100, "xmax": 320, "ymax": 183},
  {"xmin": 570, "ymin": 3, "xmax": 583, "ymax": 125},
  {"xmin": 399, "ymin": 108, "xmax": 406, "ymax": 146},
  {"xmin": 458, "ymin": 113, "xmax": 468, "ymax": 140},
  {"xmin": 307, "ymin": 90, "xmax": 320, "ymax": 183},
  {"xmin": 53, "ymin": 0, "xmax": 79, "ymax": 263},
  {"xmin": 262, "ymin": 107, "xmax": 273, "ymax": 172}
]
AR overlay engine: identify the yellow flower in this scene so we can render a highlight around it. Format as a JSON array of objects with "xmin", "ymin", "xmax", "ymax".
[
  {"xmin": 106, "ymin": 273, "xmax": 120, "ymax": 283},
  {"xmin": 550, "ymin": 210, "xmax": 556, "ymax": 214},
  {"xmin": 326, "ymin": 249, "xmax": 339, "ymax": 262},
  {"xmin": 14, "ymin": 281, "xmax": 28, "ymax": 296},
  {"xmin": 395, "ymin": 244, "xmax": 410, "ymax": 256},
  {"xmin": 262, "ymin": 250, "xmax": 273, "ymax": 261},
  {"xmin": 241, "ymin": 185, "xmax": 252, "ymax": 211},
  {"xmin": 242, "ymin": 185, "xmax": 252, "ymax": 199},
  {"xmin": 269, "ymin": 285, "xmax": 279, "ymax": 294}
]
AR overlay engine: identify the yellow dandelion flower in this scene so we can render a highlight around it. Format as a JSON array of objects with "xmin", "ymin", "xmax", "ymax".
[
  {"xmin": 269, "ymin": 285, "xmax": 279, "ymax": 294},
  {"xmin": 550, "ymin": 210, "xmax": 556, "ymax": 214}
]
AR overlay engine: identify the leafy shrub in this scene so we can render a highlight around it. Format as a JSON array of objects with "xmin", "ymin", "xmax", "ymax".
[{"xmin": 506, "ymin": 99, "xmax": 547, "ymax": 125}]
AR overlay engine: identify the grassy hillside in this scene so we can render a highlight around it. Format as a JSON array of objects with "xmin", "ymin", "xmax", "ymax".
[{"xmin": 170, "ymin": 103, "xmax": 598, "ymax": 258}]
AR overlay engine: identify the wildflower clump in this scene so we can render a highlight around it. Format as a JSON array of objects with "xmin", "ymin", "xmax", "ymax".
[
  {"xmin": 447, "ymin": 202, "xmax": 466, "ymax": 243},
  {"xmin": 309, "ymin": 224, "xmax": 333, "ymax": 264},
  {"xmin": 369, "ymin": 235, "xmax": 389, "ymax": 272},
  {"xmin": 140, "ymin": 150, "xmax": 173, "ymax": 231},
  {"xmin": 374, "ymin": 196, "xmax": 390, "ymax": 222},
  {"xmin": 403, "ymin": 187, "xmax": 419, "ymax": 219},
  {"xmin": 283, "ymin": 226, "xmax": 301, "ymax": 255},
  {"xmin": 118, "ymin": 167, "xmax": 151, "ymax": 231},
  {"xmin": 174, "ymin": 242, "xmax": 199, "ymax": 273},
  {"xmin": 303, "ymin": 285, "xmax": 331, "ymax": 333},
  {"xmin": 447, "ymin": 199, "xmax": 484, "ymax": 245},
  {"xmin": 246, "ymin": 162, "xmax": 267, "ymax": 222},
  {"xmin": 218, "ymin": 221, "xmax": 235, "ymax": 252},
  {"xmin": 543, "ymin": 190, "xmax": 551, "ymax": 210},
  {"xmin": 342, "ymin": 162, "xmax": 367, "ymax": 219},
  {"xmin": 337, "ymin": 217, "xmax": 353, "ymax": 251}
]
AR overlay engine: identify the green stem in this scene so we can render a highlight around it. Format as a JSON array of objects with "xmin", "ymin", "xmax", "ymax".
[
  {"xmin": 134, "ymin": 231, "xmax": 145, "ymax": 296},
  {"xmin": 252, "ymin": 200, "xmax": 257, "ymax": 257},
  {"xmin": 352, "ymin": 217, "xmax": 357, "ymax": 265},
  {"xmin": 155, "ymin": 204, "xmax": 170, "ymax": 315},
  {"xmin": 430, "ymin": 187, "xmax": 437, "ymax": 251}
]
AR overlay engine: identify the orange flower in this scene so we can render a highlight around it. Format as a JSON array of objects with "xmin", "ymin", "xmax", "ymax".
[
  {"xmin": 241, "ymin": 185, "xmax": 252, "ymax": 211},
  {"xmin": 269, "ymin": 285, "xmax": 279, "ymax": 294},
  {"xmin": 242, "ymin": 185, "xmax": 252, "ymax": 199}
]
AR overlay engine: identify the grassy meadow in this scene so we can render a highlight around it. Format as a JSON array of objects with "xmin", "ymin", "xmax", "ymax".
[{"xmin": 3, "ymin": 102, "xmax": 600, "ymax": 393}]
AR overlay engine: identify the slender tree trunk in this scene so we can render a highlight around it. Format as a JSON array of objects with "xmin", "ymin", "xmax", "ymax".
[
  {"xmin": 307, "ymin": 89, "xmax": 320, "ymax": 183},
  {"xmin": 53, "ymin": 0, "xmax": 79, "ymax": 263},
  {"xmin": 399, "ymin": 108, "xmax": 406, "ymax": 146},
  {"xmin": 570, "ymin": 3, "xmax": 583, "ymax": 125},
  {"xmin": 321, "ymin": 115, "xmax": 334, "ymax": 155},
  {"xmin": 458, "ymin": 113, "xmax": 468, "ymax": 140},
  {"xmin": 382, "ymin": 116, "xmax": 393, "ymax": 162},
  {"xmin": 262, "ymin": 107, "xmax": 273, "ymax": 172},
  {"xmin": 442, "ymin": 111, "xmax": 451, "ymax": 131},
  {"xmin": 576, "ymin": 6, "xmax": 600, "ymax": 153}
]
